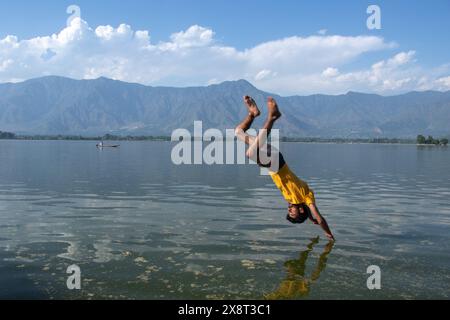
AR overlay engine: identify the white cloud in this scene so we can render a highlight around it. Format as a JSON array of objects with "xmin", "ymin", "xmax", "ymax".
[
  {"xmin": 0, "ymin": 18, "xmax": 449, "ymax": 95},
  {"xmin": 388, "ymin": 51, "xmax": 415, "ymax": 66},
  {"xmin": 434, "ymin": 76, "xmax": 450, "ymax": 90},
  {"xmin": 169, "ymin": 25, "xmax": 214, "ymax": 48},
  {"xmin": 322, "ymin": 67, "xmax": 340, "ymax": 78},
  {"xmin": 255, "ymin": 69, "xmax": 275, "ymax": 81},
  {"xmin": 318, "ymin": 29, "xmax": 328, "ymax": 35},
  {"xmin": 371, "ymin": 51, "xmax": 415, "ymax": 71},
  {"xmin": 324, "ymin": 51, "xmax": 441, "ymax": 93},
  {"xmin": 0, "ymin": 59, "xmax": 13, "ymax": 71}
]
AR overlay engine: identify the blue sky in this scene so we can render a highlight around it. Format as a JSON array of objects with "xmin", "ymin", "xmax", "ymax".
[{"xmin": 0, "ymin": 0, "xmax": 449, "ymax": 95}]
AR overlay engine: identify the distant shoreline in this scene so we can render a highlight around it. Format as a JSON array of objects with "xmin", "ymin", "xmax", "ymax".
[
  {"xmin": 0, "ymin": 135, "xmax": 419, "ymax": 144},
  {"xmin": 2, "ymin": 131, "xmax": 449, "ymax": 146}
]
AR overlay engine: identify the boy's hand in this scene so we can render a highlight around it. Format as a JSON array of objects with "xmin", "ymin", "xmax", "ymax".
[{"xmin": 308, "ymin": 203, "xmax": 335, "ymax": 242}]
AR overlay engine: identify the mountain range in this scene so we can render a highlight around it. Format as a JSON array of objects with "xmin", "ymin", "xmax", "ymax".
[{"xmin": 0, "ymin": 76, "xmax": 449, "ymax": 138}]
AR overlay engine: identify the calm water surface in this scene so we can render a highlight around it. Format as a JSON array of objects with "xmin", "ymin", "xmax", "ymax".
[{"xmin": 0, "ymin": 141, "xmax": 449, "ymax": 299}]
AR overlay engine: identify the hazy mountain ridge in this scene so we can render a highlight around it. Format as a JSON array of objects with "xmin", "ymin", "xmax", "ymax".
[{"xmin": 0, "ymin": 76, "xmax": 449, "ymax": 138}]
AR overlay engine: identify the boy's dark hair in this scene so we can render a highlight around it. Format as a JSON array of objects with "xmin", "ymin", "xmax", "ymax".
[{"xmin": 286, "ymin": 204, "xmax": 310, "ymax": 224}]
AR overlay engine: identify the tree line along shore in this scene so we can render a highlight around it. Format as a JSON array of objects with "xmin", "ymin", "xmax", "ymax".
[
  {"xmin": 0, "ymin": 131, "xmax": 448, "ymax": 145},
  {"xmin": 416, "ymin": 135, "xmax": 448, "ymax": 146}
]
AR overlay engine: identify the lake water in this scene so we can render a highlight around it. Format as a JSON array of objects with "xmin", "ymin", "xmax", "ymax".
[{"xmin": 0, "ymin": 140, "xmax": 449, "ymax": 299}]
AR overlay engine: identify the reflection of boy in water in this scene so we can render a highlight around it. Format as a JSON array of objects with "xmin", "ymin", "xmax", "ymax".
[{"xmin": 265, "ymin": 237, "xmax": 334, "ymax": 300}]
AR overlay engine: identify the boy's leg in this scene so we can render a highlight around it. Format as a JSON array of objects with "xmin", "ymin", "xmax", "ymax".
[
  {"xmin": 235, "ymin": 96, "xmax": 260, "ymax": 146},
  {"xmin": 235, "ymin": 96, "xmax": 282, "ymax": 168},
  {"xmin": 235, "ymin": 114, "xmax": 257, "ymax": 146},
  {"xmin": 247, "ymin": 97, "xmax": 282, "ymax": 159},
  {"xmin": 237, "ymin": 96, "xmax": 260, "ymax": 132}
]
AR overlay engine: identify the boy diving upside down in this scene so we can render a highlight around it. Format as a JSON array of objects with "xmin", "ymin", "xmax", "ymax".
[{"xmin": 235, "ymin": 96, "xmax": 335, "ymax": 241}]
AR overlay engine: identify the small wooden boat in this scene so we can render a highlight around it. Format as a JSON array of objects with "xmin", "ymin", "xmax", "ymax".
[{"xmin": 96, "ymin": 142, "xmax": 120, "ymax": 148}]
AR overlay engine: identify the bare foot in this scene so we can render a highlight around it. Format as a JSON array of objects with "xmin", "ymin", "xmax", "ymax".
[
  {"xmin": 244, "ymin": 96, "xmax": 261, "ymax": 118},
  {"xmin": 267, "ymin": 97, "xmax": 282, "ymax": 121}
]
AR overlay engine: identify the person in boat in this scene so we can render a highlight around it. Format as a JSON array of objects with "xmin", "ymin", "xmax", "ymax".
[{"xmin": 234, "ymin": 96, "xmax": 335, "ymax": 241}]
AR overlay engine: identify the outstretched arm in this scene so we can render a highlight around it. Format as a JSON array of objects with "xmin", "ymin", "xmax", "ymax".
[{"xmin": 308, "ymin": 204, "xmax": 335, "ymax": 241}]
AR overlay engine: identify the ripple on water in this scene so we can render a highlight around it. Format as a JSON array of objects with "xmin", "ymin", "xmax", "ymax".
[{"xmin": 1, "ymin": 142, "xmax": 450, "ymax": 299}]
